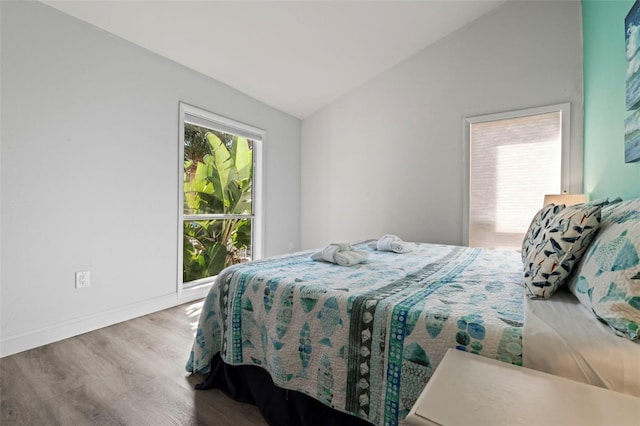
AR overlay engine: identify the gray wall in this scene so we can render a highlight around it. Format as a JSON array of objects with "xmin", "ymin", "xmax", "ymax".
[
  {"xmin": 0, "ymin": 1, "xmax": 301, "ymax": 355},
  {"xmin": 301, "ymin": 0, "xmax": 583, "ymax": 249}
]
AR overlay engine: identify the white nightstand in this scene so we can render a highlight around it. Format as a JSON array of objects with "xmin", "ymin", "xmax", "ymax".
[{"xmin": 405, "ymin": 348, "xmax": 640, "ymax": 426}]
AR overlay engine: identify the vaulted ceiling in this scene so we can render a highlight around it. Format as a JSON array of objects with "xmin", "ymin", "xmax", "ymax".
[{"xmin": 44, "ymin": 0, "xmax": 504, "ymax": 118}]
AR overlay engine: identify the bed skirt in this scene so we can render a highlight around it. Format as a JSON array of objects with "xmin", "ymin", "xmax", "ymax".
[{"xmin": 196, "ymin": 353, "xmax": 373, "ymax": 426}]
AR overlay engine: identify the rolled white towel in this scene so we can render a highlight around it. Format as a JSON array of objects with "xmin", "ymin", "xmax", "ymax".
[
  {"xmin": 321, "ymin": 243, "xmax": 349, "ymax": 262},
  {"xmin": 376, "ymin": 234, "xmax": 399, "ymax": 251},
  {"xmin": 310, "ymin": 243, "xmax": 368, "ymax": 266},
  {"xmin": 311, "ymin": 243, "xmax": 348, "ymax": 262},
  {"xmin": 334, "ymin": 249, "xmax": 369, "ymax": 266},
  {"xmin": 310, "ymin": 248, "xmax": 332, "ymax": 262},
  {"xmin": 390, "ymin": 240, "xmax": 415, "ymax": 254},
  {"xmin": 372, "ymin": 234, "xmax": 415, "ymax": 253}
]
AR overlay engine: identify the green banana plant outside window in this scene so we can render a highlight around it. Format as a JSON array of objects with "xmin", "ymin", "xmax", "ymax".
[{"xmin": 183, "ymin": 122, "xmax": 254, "ymax": 284}]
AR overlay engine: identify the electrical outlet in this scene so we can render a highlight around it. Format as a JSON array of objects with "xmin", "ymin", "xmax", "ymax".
[{"xmin": 75, "ymin": 270, "xmax": 90, "ymax": 289}]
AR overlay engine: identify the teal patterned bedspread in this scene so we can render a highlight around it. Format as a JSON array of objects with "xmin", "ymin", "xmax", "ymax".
[{"xmin": 186, "ymin": 242, "xmax": 524, "ymax": 426}]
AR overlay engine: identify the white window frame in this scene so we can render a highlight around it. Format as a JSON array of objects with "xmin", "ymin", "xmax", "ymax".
[
  {"xmin": 177, "ymin": 102, "xmax": 264, "ymax": 299},
  {"xmin": 462, "ymin": 102, "xmax": 581, "ymax": 246}
]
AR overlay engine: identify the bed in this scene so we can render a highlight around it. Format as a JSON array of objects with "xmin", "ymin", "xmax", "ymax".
[{"xmin": 186, "ymin": 198, "xmax": 640, "ymax": 426}]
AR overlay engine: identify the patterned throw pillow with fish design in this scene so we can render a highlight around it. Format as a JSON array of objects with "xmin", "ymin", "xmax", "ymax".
[
  {"xmin": 524, "ymin": 205, "xmax": 602, "ymax": 299},
  {"xmin": 567, "ymin": 198, "xmax": 640, "ymax": 340},
  {"xmin": 522, "ymin": 204, "xmax": 565, "ymax": 262}
]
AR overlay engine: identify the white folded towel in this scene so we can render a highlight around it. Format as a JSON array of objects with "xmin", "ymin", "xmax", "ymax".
[
  {"xmin": 334, "ymin": 249, "xmax": 369, "ymax": 266},
  {"xmin": 369, "ymin": 234, "xmax": 415, "ymax": 253},
  {"xmin": 311, "ymin": 243, "xmax": 369, "ymax": 266}
]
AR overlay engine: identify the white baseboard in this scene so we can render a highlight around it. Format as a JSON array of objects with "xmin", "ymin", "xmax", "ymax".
[{"xmin": 0, "ymin": 286, "xmax": 210, "ymax": 358}]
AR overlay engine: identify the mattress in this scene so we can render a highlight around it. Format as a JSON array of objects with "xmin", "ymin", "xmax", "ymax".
[{"xmin": 186, "ymin": 242, "xmax": 525, "ymax": 426}]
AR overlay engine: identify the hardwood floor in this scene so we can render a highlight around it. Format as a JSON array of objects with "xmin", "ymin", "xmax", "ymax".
[{"xmin": 0, "ymin": 301, "xmax": 268, "ymax": 425}]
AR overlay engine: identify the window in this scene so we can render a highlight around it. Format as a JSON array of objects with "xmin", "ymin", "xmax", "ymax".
[
  {"xmin": 464, "ymin": 103, "xmax": 579, "ymax": 249},
  {"xmin": 179, "ymin": 103, "xmax": 263, "ymax": 290}
]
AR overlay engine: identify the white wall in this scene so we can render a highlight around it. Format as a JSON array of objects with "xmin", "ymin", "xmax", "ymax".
[
  {"xmin": 0, "ymin": 1, "xmax": 300, "ymax": 356},
  {"xmin": 301, "ymin": 0, "xmax": 583, "ymax": 249}
]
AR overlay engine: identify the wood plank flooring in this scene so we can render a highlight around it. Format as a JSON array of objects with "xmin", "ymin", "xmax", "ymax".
[{"xmin": 0, "ymin": 301, "xmax": 268, "ymax": 426}]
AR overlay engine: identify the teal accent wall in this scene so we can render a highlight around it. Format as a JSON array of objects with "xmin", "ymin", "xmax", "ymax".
[{"xmin": 583, "ymin": 0, "xmax": 640, "ymax": 199}]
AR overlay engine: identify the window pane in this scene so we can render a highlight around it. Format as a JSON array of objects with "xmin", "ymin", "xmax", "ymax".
[
  {"xmin": 469, "ymin": 111, "xmax": 562, "ymax": 249},
  {"xmin": 184, "ymin": 123, "xmax": 253, "ymax": 215},
  {"xmin": 183, "ymin": 218, "xmax": 252, "ymax": 284}
]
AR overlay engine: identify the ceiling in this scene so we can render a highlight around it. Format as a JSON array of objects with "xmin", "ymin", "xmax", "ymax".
[{"xmin": 43, "ymin": 0, "xmax": 505, "ymax": 119}]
